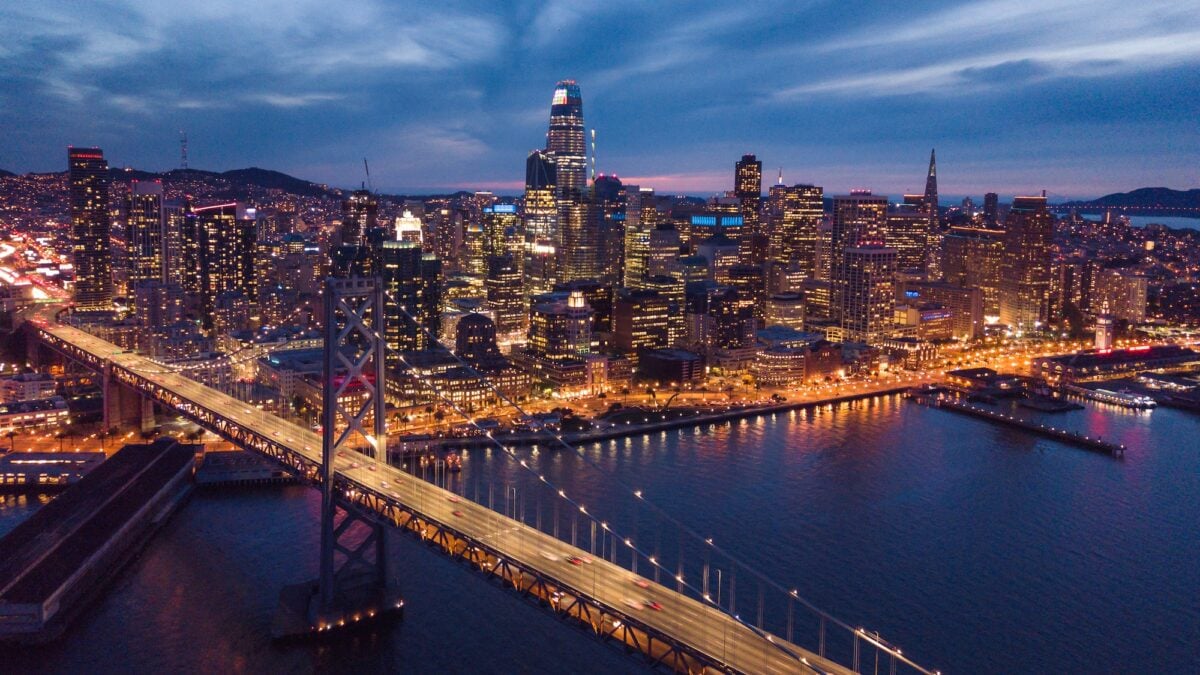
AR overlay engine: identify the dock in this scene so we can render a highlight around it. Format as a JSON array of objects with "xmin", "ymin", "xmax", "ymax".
[
  {"xmin": 0, "ymin": 439, "xmax": 198, "ymax": 643},
  {"xmin": 195, "ymin": 450, "xmax": 299, "ymax": 488},
  {"xmin": 908, "ymin": 390, "xmax": 1125, "ymax": 458}
]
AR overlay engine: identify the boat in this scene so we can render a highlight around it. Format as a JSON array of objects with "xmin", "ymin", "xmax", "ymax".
[{"xmin": 1064, "ymin": 384, "xmax": 1156, "ymax": 409}]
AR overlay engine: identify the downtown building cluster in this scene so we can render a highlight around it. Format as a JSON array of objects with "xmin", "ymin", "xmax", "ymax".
[{"xmin": 51, "ymin": 80, "xmax": 1170, "ymax": 414}]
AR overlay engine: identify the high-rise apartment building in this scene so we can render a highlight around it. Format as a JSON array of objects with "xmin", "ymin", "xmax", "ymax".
[
  {"xmin": 125, "ymin": 180, "xmax": 165, "ymax": 305},
  {"xmin": 886, "ymin": 200, "xmax": 930, "ymax": 273},
  {"xmin": 68, "ymin": 147, "xmax": 113, "ymax": 311},
  {"xmin": 341, "ymin": 189, "xmax": 377, "ymax": 247},
  {"xmin": 381, "ymin": 240, "xmax": 442, "ymax": 356},
  {"xmin": 830, "ymin": 191, "xmax": 888, "ymax": 279},
  {"xmin": 838, "ymin": 243, "xmax": 897, "ymax": 344},
  {"xmin": 188, "ymin": 203, "xmax": 257, "ymax": 329},
  {"xmin": 942, "ymin": 226, "xmax": 1004, "ymax": 317},
  {"xmin": 998, "ymin": 196, "xmax": 1053, "ymax": 332}
]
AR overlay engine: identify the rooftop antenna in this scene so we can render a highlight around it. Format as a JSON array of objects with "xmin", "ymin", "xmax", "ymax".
[
  {"xmin": 363, "ymin": 158, "xmax": 373, "ymax": 192},
  {"xmin": 179, "ymin": 131, "xmax": 188, "ymax": 170},
  {"xmin": 590, "ymin": 129, "xmax": 597, "ymax": 183}
]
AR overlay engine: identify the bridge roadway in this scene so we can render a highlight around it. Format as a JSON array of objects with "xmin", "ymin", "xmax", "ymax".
[{"xmin": 27, "ymin": 313, "xmax": 852, "ymax": 675}]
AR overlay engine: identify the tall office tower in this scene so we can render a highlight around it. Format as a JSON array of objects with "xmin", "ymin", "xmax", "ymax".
[
  {"xmin": 647, "ymin": 222, "xmax": 682, "ymax": 278},
  {"xmin": 546, "ymin": 80, "xmax": 587, "ymax": 201},
  {"xmin": 68, "ymin": 147, "xmax": 113, "ymax": 311},
  {"xmin": 381, "ymin": 240, "xmax": 442, "ymax": 356},
  {"xmin": 394, "ymin": 209, "xmax": 424, "ymax": 245},
  {"xmin": 942, "ymin": 226, "xmax": 1004, "ymax": 317},
  {"xmin": 162, "ymin": 200, "xmax": 187, "ymax": 288},
  {"xmin": 838, "ymin": 243, "xmax": 898, "ymax": 344},
  {"xmin": 735, "ymin": 154, "xmax": 765, "ymax": 266},
  {"xmin": 593, "ymin": 174, "xmax": 626, "ymax": 286},
  {"xmin": 983, "ymin": 192, "xmax": 999, "ymax": 227},
  {"xmin": 886, "ymin": 199, "xmax": 930, "ymax": 273},
  {"xmin": 998, "ymin": 196, "xmax": 1053, "ymax": 333},
  {"xmin": 643, "ymin": 274, "xmax": 686, "ymax": 346},
  {"xmin": 189, "ymin": 203, "xmax": 257, "ymax": 329},
  {"xmin": 125, "ymin": 181, "xmax": 165, "ymax": 305},
  {"xmin": 341, "ymin": 189, "xmax": 377, "ymax": 247},
  {"xmin": 623, "ymin": 186, "xmax": 657, "ymax": 289},
  {"xmin": 485, "ymin": 254, "xmax": 526, "ymax": 337},
  {"xmin": 560, "ymin": 200, "xmax": 602, "ymax": 282},
  {"xmin": 923, "ymin": 149, "xmax": 939, "ymax": 228},
  {"xmin": 527, "ymin": 291, "xmax": 593, "ymax": 361},
  {"xmin": 830, "ymin": 191, "xmax": 888, "ymax": 279},
  {"xmin": 523, "ymin": 150, "xmax": 559, "ymax": 296},
  {"xmin": 767, "ymin": 184, "xmax": 823, "ymax": 280},
  {"xmin": 613, "ymin": 289, "xmax": 675, "ymax": 354},
  {"xmin": 727, "ymin": 264, "xmax": 766, "ymax": 327},
  {"xmin": 482, "ymin": 203, "xmax": 518, "ymax": 260}
]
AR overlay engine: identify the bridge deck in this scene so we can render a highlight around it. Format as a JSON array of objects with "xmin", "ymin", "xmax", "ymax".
[{"xmin": 30, "ymin": 314, "xmax": 850, "ymax": 675}]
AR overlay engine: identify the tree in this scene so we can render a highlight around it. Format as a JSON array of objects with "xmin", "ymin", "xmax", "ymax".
[{"xmin": 4, "ymin": 431, "xmax": 15, "ymax": 453}]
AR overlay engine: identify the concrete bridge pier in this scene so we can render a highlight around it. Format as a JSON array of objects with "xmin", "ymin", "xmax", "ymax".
[{"xmin": 102, "ymin": 365, "xmax": 149, "ymax": 432}]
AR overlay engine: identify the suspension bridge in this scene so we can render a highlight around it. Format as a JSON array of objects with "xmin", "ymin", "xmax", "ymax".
[{"xmin": 20, "ymin": 279, "xmax": 939, "ymax": 675}]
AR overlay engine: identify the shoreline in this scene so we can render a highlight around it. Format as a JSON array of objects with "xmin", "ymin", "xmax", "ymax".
[{"xmin": 392, "ymin": 385, "xmax": 916, "ymax": 453}]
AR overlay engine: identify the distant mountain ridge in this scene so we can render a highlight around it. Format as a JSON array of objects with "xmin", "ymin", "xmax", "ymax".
[{"xmin": 1060, "ymin": 187, "xmax": 1200, "ymax": 215}]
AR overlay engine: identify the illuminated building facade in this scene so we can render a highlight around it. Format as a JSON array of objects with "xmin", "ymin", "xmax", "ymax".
[
  {"xmin": 734, "ymin": 154, "xmax": 764, "ymax": 266},
  {"xmin": 998, "ymin": 196, "xmax": 1053, "ymax": 332},
  {"xmin": 830, "ymin": 191, "xmax": 888, "ymax": 279},
  {"xmin": 189, "ymin": 203, "xmax": 257, "ymax": 330},
  {"xmin": 837, "ymin": 243, "xmax": 897, "ymax": 344},
  {"xmin": 523, "ymin": 150, "xmax": 559, "ymax": 296},
  {"xmin": 68, "ymin": 147, "xmax": 113, "ymax": 311},
  {"xmin": 381, "ymin": 240, "xmax": 442, "ymax": 356},
  {"xmin": 613, "ymin": 289, "xmax": 675, "ymax": 354},
  {"xmin": 485, "ymin": 254, "xmax": 526, "ymax": 337},
  {"xmin": 767, "ymin": 184, "xmax": 823, "ymax": 283},
  {"xmin": 341, "ymin": 189, "xmax": 377, "ymax": 247},
  {"xmin": 942, "ymin": 226, "xmax": 1004, "ymax": 317},
  {"xmin": 546, "ymin": 80, "xmax": 587, "ymax": 201},
  {"xmin": 623, "ymin": 187, "xmax": 657, "ymax": 289},
  {"xmin": 124, "ymin": 181, "xmax": 165, "ymax": 306}
]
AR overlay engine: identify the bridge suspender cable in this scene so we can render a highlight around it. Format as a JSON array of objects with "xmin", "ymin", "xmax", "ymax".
[{"xmin": 373, "ymin": 287, "xmax": 936, "ymax": 675}]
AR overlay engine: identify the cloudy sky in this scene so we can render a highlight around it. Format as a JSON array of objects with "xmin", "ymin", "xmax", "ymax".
[{"xmin": 2, "ymin": 1, "xmax": 1197, "ymax": 198}]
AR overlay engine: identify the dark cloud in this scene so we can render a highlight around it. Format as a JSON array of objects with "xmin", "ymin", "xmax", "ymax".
[{"xmin": 0, "ymin": 1, "xmax": 1196, "ymax": 198}]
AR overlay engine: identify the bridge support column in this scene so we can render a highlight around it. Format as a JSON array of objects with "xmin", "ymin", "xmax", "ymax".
[
  {"xmin": 273, "ymin": 275, "xmax": 400, "ymax": 641},
  {"xmin": 102, "ymin": 364, "xmax": 145, "ymax": 433},
  {"xmin": 140, "ymin": 395, "xmax": 155, "ymax": 434}
]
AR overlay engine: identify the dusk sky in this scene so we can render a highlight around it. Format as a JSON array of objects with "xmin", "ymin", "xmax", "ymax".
[{"xmin": 2, "ymin": 1, "xmax": 1198, "ymax": 198}]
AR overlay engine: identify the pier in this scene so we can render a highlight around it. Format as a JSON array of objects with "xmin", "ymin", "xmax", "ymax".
[{"xmin": 908, "ymin": 390, "xmax": 1125, "ymax": 458}]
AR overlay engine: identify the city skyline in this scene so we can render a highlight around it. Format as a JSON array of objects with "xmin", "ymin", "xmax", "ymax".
[{"xmin": 2, "ymin": 2, "xmax": 1199, "ymax": 197}]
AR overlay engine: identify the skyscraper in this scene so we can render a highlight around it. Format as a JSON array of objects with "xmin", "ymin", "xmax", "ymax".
[
  {"xmin": 341, "ymin": 189, "xmax": 377, "ymax": 247},
  {"xmin": 482, "ymin": 203, "xmax": 518, "ymax": 261},
  {"xmin": 998, "ymin": 196, "xmax": 1053, "ymax": 332},
  {"xmin": 623, "ymin": 187, "xmax": 657, "ymax": 289},
  {"xmin": 125, "ymin": 180, "xmax": 165, "ymax": 305},
  {"xmin": 68, "ymin": 147, "xmax": 113, "ymax": 311},
  {"xmin": 189, "ymin": 203, "xmax": 258, "ymax": 330},
  {"xmin": 830, "ymin": 191, "xmax": 888, "ymax": 278},
  {"xmin": 523, "ymin": 150, "xmax": 559, "ymax": 297},
  {"xmin": 546, "ymin": 80, "xmax": 586, "ymax": 201},
  {"xmin": 838, "ymin": 244, "xmax": 897, "ymax": 344},
  {"xmin": 381, "ymin": 240, "xmax": 442, "ymax": 356},
  {"xmin": 983, "ymin": 192, "xmax": 999, "ymax": 227},
  {"xmin": 923, "ymin": 149, "xmax": 938, "ymax": 227},
  {"xmin": 735, "ymin": 154, "xmax": 764, "ymax": 266},
  {"xmin": 767, "ymin": 184, "xmax": 823, "ymax": 283},
  {"xmin": 560, "ymin": 200, "xmax": 602, "ymax": 283}
]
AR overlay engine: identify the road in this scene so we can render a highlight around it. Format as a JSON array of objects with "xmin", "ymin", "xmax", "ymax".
[{"xmin": 28, "ymin": 310, "xmax": 859, "ymax": 675}]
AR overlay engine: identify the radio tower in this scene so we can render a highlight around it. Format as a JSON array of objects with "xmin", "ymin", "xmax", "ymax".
[
  {"xmin": 179, "ymin": 131, "xmax": 188, "ymax": 170},
  {"xmin": 590, "ymin": 129, "xmax": 596, "ymax": 183}
]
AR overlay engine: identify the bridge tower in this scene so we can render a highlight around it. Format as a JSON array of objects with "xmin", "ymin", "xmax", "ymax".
[{"xmin": 274, "ymin": 275, "xmax": 402, "ymax": 639}]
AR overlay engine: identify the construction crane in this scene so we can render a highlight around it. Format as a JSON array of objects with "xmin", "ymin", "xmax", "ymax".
[{"xmin": 363, "ymin": 158, "xmax": 373, "ymax": 192}]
